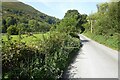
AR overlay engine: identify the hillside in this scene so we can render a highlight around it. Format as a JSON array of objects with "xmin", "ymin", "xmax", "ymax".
[{"xmin": 2, "ymin": 1, "xmax": 59, "ymax": 33}]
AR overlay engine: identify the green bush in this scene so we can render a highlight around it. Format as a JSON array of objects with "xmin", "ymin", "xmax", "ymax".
[
  {"xmin": 7, "ymin": 25, "xmax": 19, "ymax": 35},
  {"xmin": 2, "ymin": 31, "xmax": 80, "ymax": 80},
  {"xmin": 2, "ymin": 41, "xmax": 44, "ymax": 80},
  {"xmin": 69, "ymin": 32, "xmax": 79, "ymax": 39}
]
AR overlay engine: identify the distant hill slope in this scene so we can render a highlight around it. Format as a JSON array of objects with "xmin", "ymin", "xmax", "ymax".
[
  {"xmin": 2, "ymin": 1, "xmax": 59, "ymax": 33},
  {"xmin": 2, "ymin": 2, "xmax": 37, "ymax": 12},
  {"xmin": 2, "ymin": 2, "xmax": 59, "ymax": 24}
]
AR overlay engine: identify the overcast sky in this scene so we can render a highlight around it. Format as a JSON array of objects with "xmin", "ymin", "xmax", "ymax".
[{"xmin": 17, "ymin": 0, "xmax": 109, "ymax": 19}]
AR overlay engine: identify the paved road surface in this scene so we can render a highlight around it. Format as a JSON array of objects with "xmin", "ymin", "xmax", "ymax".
[{"xmin": 63, "ymin": 34, "xmax": 118, "ymax": 78}]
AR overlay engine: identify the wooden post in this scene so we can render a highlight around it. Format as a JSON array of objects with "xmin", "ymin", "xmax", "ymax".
[{"xmin": 91, "ymin": 20, "xmax": 93, "ymax": 33}]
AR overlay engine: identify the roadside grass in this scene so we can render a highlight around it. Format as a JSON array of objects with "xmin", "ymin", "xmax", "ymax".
[{"xmin": 83, "ymin": 31, "xmax": 118, "ymax": 50}]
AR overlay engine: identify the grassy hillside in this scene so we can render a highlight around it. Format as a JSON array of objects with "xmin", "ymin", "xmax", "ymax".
[
  {"xmin": 2, "ymin": 2, "xmax": 37, "ymax": 12},
  {"xmin": 2, "ymin": 2, "xmax": 59, "ymax": 23},
  {"xmin": 2, "ymin": 2, "xmax": 59, "ymax": 33}
]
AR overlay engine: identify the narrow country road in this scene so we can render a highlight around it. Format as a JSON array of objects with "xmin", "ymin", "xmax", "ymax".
[{"xmin": 63, "ymin": 34, "xmax": 118, "ymax": 78}]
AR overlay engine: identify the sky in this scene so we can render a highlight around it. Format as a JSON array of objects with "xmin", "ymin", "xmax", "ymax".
[{"xmin": 17, "ymin": 0, "xmax": 109, "ymax": 19}]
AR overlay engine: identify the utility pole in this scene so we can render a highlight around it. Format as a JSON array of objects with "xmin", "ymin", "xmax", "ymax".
[
  {"xmin": 91, "ymin": 19, "xmax": 93, "ymax": 33},
  {"xmin": 90, "ymin": 10, "xmax": 93, "ymax": 33}
]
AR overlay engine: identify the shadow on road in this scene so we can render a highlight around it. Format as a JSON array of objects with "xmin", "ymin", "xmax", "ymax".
[
  {"xmin": 81, "ymin": 40, "xmax": 89, "ymax": 43},
  {"xmin": 80, "ymin": 40, "xmax": 89, "ymax": 47},
  {"xmin": 61, "ymin": 48, "xmax": 83, "ymax": 79},
  {"xmin": 61, "ymin": 40, "xmax": 89, "ymax": 79}
]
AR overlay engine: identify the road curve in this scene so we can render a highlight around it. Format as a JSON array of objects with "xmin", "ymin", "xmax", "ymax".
[{"xmin": 63, "ymin": 34, "xmax": 118, "ymax": 78}]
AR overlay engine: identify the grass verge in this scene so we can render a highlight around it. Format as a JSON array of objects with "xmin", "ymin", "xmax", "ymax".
[{"xmin": 83, "ymin": 31, "xmax": 119, "ymax": 50}]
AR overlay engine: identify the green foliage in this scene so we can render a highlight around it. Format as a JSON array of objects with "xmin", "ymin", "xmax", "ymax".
[
  {"xmin": 2, "ymin": 2, "xmax": 59, "ymax": 34},
  {"xmin": 38, "ymin": 22, "xmax": 51, "ymax": 32},
  {"xmin": 5, "ymin": 16, "xmax": 17, "ymax": 27},
  {"xmin": 2, "ymin": 33, "xmax": 44, "ymax": 45},
  {"xmin": 56, "ymin": 10, "xmax": 87, "ymax": 34},
  {"xmin": 2, "ymin": 17, "xmax": 17, "ymax": 33},
  {"xmin": 85, "ymin": 2, "xmax": 119, "ymax": 36},
  {"xmin": 69, "ymin": 32, "xmax": 79, "ymax": 39},
  {"xmin": 2, "ymin": 2, "xmax": 82, "ymax": 80},
  {"xmin": 83, "ymin": 2, "xmax": 119, "ymax": 50},
  {"xmin": 2, "ymin": 32, "xmax": 80, "ymax": 79},
  {"xmin": 28, "ymin": 20, "xmax": 39, "ymax": 32},
  {"xmin": 7, "ymin": 25, "xmax": 19, "ymax": 35},
  {"xmin": 84, "ymin": 31, "xmax": 119, "ymax": 50},
  {"xmin": 17, "ymin": 23, "xmax": 27, "ymax": 34}
]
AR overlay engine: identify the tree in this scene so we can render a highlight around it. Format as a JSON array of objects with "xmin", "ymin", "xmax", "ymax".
[
  {"xmin": 28, "ymin": 19, "xmax": 39, "ymax": 32},
  {"xmin": 6, "ymin": 16, "xmax": 17, "ymax": 27},
  {"xmin": 57, "ymin": 9, "xmax": 87, "ymax": 33},
  {"xmin": 108, "ymin": 2, "xmax": 119, "ymax": 33},
  {"xmin": 84, "ymin": 2, "xmax": 119, "ymax": 36},
  {"xmin": 7, "ymin": 25, "xmax": 19, "ymax": 35},
  {"xmin": 2, "ymin": 19, "xmax": 7, "ymax": 33}
]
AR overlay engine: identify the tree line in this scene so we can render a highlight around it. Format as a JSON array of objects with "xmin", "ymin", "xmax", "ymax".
[
  {"xmin": 83, "ymin": 1, "xmax": 120, "ymax": 49},
  {"xmin": 84, "ymin": 2, "xmax": 119, "ymax": 36},
  {"xmin": 2, "ymin": 2, "xmax": 59, "ymax": 35}
]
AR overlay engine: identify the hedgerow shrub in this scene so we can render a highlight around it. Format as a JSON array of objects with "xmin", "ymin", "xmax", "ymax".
[{"xmin": 2, "ymin": 31, "xmax": 80, "ymax": 80}]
